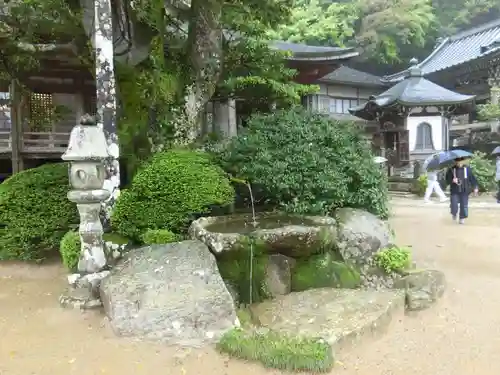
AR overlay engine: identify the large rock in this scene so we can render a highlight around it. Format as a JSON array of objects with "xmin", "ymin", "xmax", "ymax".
[
  {"xmin": 394, "ymin": 269, "xmax": 446, "ymax": 311},
  {"xmin": 265, "ymin": 254, "xmax": 295, "ymax": 296},
  {"xmin": 250, "ymin": 288, "xmax": 405, "ymax": 348},
  {"xmin": 189, "ymin": 213, "xmax": 337, "ymax": 257},
  {"xmin": 99, "ymin": 240, "xmax": 239, "ymax": 347},
  {"xmin": 336, "ymin": 208, "xmax": 392, "ymax": 268},
  {"xmin": 291, "ymin": 252, "xmax": 361, "ymax": 291}
]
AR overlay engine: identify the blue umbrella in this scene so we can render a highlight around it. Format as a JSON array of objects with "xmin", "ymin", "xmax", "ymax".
[
  {"xmin": 425, "ymin": 149, "xmax": 473, "ymax": 171},
  {"xmin": 492, "ymin": 146, "xmax": 500, "ymax": 156},
  {"xmin": 450, "ymin": 149, "xmax": 473, "ymax": 159}
]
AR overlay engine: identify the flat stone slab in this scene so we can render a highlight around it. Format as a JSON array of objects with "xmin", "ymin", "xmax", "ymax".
[{"xmin": 250, "ymin": 288, "xmax": 405, "ymax": 348}]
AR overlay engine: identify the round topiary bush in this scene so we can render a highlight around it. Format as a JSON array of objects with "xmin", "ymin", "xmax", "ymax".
[
  {"xmin": 111, "ymin": 149, "xmax": 235, "ymax": 240},
  {"xmin": 0, "ymin": 163, "xmax": 78, "ymax": 261},
  {"xmin": 215, "ymin": 107, "xmax": 389, "ymax": 218},
  {"xmin": 60, "ymin": 230, "xmax": 80, "ymax": 271}
]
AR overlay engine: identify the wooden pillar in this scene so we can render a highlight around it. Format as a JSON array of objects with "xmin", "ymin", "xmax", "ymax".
[{"xmin": 9, "ymin": 80, "xmax": 23, "ymax": 174}]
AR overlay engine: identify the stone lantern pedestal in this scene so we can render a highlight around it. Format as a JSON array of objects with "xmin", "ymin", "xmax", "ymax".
[{"xmin": 59, "ymin": 115, "xmax": 113, "ymax": 309}]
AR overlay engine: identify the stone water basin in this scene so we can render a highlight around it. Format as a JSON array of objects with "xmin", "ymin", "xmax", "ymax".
[{"xmin": 188, "ymin": 212, "xmax": 337, "ymax": 257}]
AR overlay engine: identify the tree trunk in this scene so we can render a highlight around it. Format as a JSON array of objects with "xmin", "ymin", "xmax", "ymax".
[
  {"xmin": 181, "ymin": 0, "xmax": 223, "ymax": 141},
  {"xmin": 93, "ymin": 0, "xmax": 120, "ymax": 224}
]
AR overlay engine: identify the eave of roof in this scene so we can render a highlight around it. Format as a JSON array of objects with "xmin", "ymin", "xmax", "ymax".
[
  {"xmin": 271, "ymin": 41, "xmax": 359, "ymax": 61},
  {"xmin": 383, "ymin": 18, "xmax": 500, "ymax": 83},
  {"xmin": 318, "ymin": 65, "xmax": 387, "ymax": 87}
]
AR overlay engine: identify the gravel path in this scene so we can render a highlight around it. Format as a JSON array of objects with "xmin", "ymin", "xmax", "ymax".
[
  {"xmin": 1, "ymin": 204, "xmax": 499, "ymax": 374},
  {"xmin": 337, "ymin": 205, "xmax": 500, "ymax": 375}
]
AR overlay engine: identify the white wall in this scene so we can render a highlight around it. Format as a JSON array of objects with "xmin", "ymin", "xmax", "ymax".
[{"xmin": 406, "ymin": 115, "xmax": 444, "ymax": 152}]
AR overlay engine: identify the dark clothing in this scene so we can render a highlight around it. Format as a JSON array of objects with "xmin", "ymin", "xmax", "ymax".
[
  {"xmin": 450, "ymin": 192, "xmax": 469, "ymax": 219},
  {"xmin": 445, "ymin": 166, "xmax": 478, "ymax": 220},
  {"xmin": 497, "ymin": 181, "xmax": 500, "ymax": 202},
  {"xmin": 445, "ymin": 166, "xmax": 478, "ymax": 195}
]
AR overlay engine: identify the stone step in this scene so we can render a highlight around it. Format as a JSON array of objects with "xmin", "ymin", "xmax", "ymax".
[{"xmin": 249, "ymin": 288, "xmax": 405, "ymax": 351}]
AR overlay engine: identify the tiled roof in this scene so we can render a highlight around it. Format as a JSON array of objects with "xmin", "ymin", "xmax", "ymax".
[
  {"xmin": 318, "ymin": 66, "xmax": 387, "ymax": 87},
  {"xmin": 384, "ymin": 18, "xmax": 500, "ymax": 82},
  {"xmin": 271, "ymin": 41, "xmax": 359, "ymax": 61},
  {"xmin": 350, "ymin": 66, "xmax": 475, "ymax": 120}
]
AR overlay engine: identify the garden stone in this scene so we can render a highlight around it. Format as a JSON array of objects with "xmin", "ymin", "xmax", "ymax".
[
  {"xmin": 265, "ymin": 254, "xmax": 295, "ymax": 296},
  {"xmin": 59, "ymin": 286, "xmax": 103, "ymax": 310},
  {"xmin": 189, "ymin": 213, "xmax": 337, "ymax": 257},
  {"xmin": 99, "ymin": 240, "xmax": 239, "ymax": 347},
  {"xmin": 250, "ymin": 288, "xmax": 405, "ymax": 348},
  {"xmin": 335, "ymin": 208, "xmax": 392, "ymax": 270},
  {"xmin": 393, "ymin": 269, "xmax": 446, "ymax": 311},
  {"xmin": 291, "ymin": 252, "xmax": 361, "ymax": 291}
]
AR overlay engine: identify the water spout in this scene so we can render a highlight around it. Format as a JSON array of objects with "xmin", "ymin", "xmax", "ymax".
[
  {"xmin": 246, "ymin": 182, "xmax": 258, "ymax": 228},
  {"xmin": 246, "ymin": 181, "xmax": 256, "ymax": 305}
]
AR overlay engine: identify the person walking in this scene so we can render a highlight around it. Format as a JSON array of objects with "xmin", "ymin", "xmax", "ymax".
[
  {"xmin": 423, "ymin": 169, "xmax": 448, "ymax": 203},
  {"xmin": 445, "ymin": 157, "xmax": 479, "ymax": 224},
  {"xmin": 496, "ymin": 155, "xmax": 500, "ymax": 203},
  {"xmin": 422, "ymin": 154, "xmax": 447, "ymax": 203}
]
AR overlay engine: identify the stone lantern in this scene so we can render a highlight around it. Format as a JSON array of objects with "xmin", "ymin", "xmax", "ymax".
[{"xmin": 62, "ymin": 115, "xmax": 110, "ymax": 274}]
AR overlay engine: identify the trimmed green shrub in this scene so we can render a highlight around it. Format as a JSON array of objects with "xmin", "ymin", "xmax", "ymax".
[
  {"xmin": 215, "ymin": 107, "xmax": 389, "ymax": 218},
  {"xmin": 0, "ymin": 163, "xmax": 78, "ymax": 261},
  {"xmin": 60, "ymin": 230, "xmax": 80, "ymax": 271},
  {"xmin": 217, "ymin": 328, "xmax": 334, "ymax": 372},
  {"xmin": 374, "ymin": 245, "xmax": 412, "ymax": 274},
  {"xmin": 412, "ymin": 175, "xmax": 427, "ymax": 197},
  {"xmin": 291, "ymin": 252, "xmax": 361, "ymax": 291},
  {"xmin": 111, "ymin": 149, "xmax": 235, "ymax": 240},
  {"xmin": 468, "ymin": 151, "xmax": 496, "ymax": 192},
  {"xmin": 141, "ymin": 229, "xmax": 178, "ymax": 245}
]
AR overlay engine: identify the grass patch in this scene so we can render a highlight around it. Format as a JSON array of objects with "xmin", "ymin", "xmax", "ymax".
[{"xmin": 217, "ymin": 328, "xmax": 333, "ymax": 372}]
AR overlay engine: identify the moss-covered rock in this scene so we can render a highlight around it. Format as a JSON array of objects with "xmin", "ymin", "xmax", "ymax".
[
  {"xmin": 216, "ymin": 238, "xmax": 271, "ymax": 304},
  {"xmin": 291, "ymin": 252, "xmax": 361, "ymax": 292}
]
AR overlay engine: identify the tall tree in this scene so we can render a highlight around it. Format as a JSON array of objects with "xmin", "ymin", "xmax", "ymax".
[{"xmin": 269, "ymin": 0, "xmax": 436, "ymax": 63}]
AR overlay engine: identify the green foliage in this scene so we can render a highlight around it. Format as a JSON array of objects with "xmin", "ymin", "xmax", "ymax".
[
  {"xmin": 217, "ymin": 328, "xmax": 334, "ymax": 372},
  {"xmin": 215, "ymin": 107, "xmax": 389, "ymax": 218},
  {"xmin": 468, "ymin": 151, "xmax": 496, "ymax": 192},
  {"xmin": 59, "ymin": 231, "xmax": 80, "ymax": 271},
  {"xmin": 291, "ymin": 252, "xmax": 361, "ymax": 292},
  {"xmin": 111, "ymin": 149, "xmax": 234, "ymax": 240},
  {"xmin": 477, "ymin": 102, "xmax": 500, "ymax": 121},
  {"xmin": 374, "ymin": 246, "xmax": 412, "ymax": 274},
  {"xmin": 217, "ymin": 237, "xmax": 270, "ymax": 304},
  {"xmin": 412, "ymin": 175, "xmax": 428, "ymax": 197},
  {"xmin": 0, "ymin": 163, "xmax": 78, "ymax": 261},
  {"xmin": 141, "ymin": 229, "xmax": 179, "ymax": 245},
  {"xmin": 266, "ymin": 0, "xmax": 357, "ymax": 47},
  {"xmin": 268, "ymin": 0, "xmax": 435, "ymax": 63}
]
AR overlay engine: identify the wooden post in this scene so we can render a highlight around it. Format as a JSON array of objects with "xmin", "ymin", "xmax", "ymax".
[{"xmin": 9, "ymin": 80, "xmax": 23, "ymax": 174}]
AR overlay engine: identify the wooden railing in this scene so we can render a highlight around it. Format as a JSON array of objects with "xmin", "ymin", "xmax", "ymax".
[{"xmin": 0, "ymin": 131, "xmax": 70, "ymax": 154}]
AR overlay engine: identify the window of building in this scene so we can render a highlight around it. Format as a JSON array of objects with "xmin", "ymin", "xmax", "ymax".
[
  {"xmin": 28, "ymin": 92, "xmax": 54, "ymax": 131},
  {"xmin": 414, "ymin": 122, "xmax": 435, "ymax": 150},
  {"xmin": 0, "ymin": 92, "xmax": 10, "ymax": 130},
  {"xmin": 316, "ymin": 95, "xmax": 360, "ymax": 114}
]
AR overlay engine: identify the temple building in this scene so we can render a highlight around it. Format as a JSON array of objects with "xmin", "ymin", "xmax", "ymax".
[
  {"xmin": 349, "ymin": 60, "xmax": 475, "ymax": 176},
  {"xmin": 383, "ymin": 19, "xmax": 500, "ymax": 144}
]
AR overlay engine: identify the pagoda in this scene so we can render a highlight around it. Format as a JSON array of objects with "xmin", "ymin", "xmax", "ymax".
[{"xmin": 349, "ymin": 59, "xmax": 475, "ymax": 174}]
